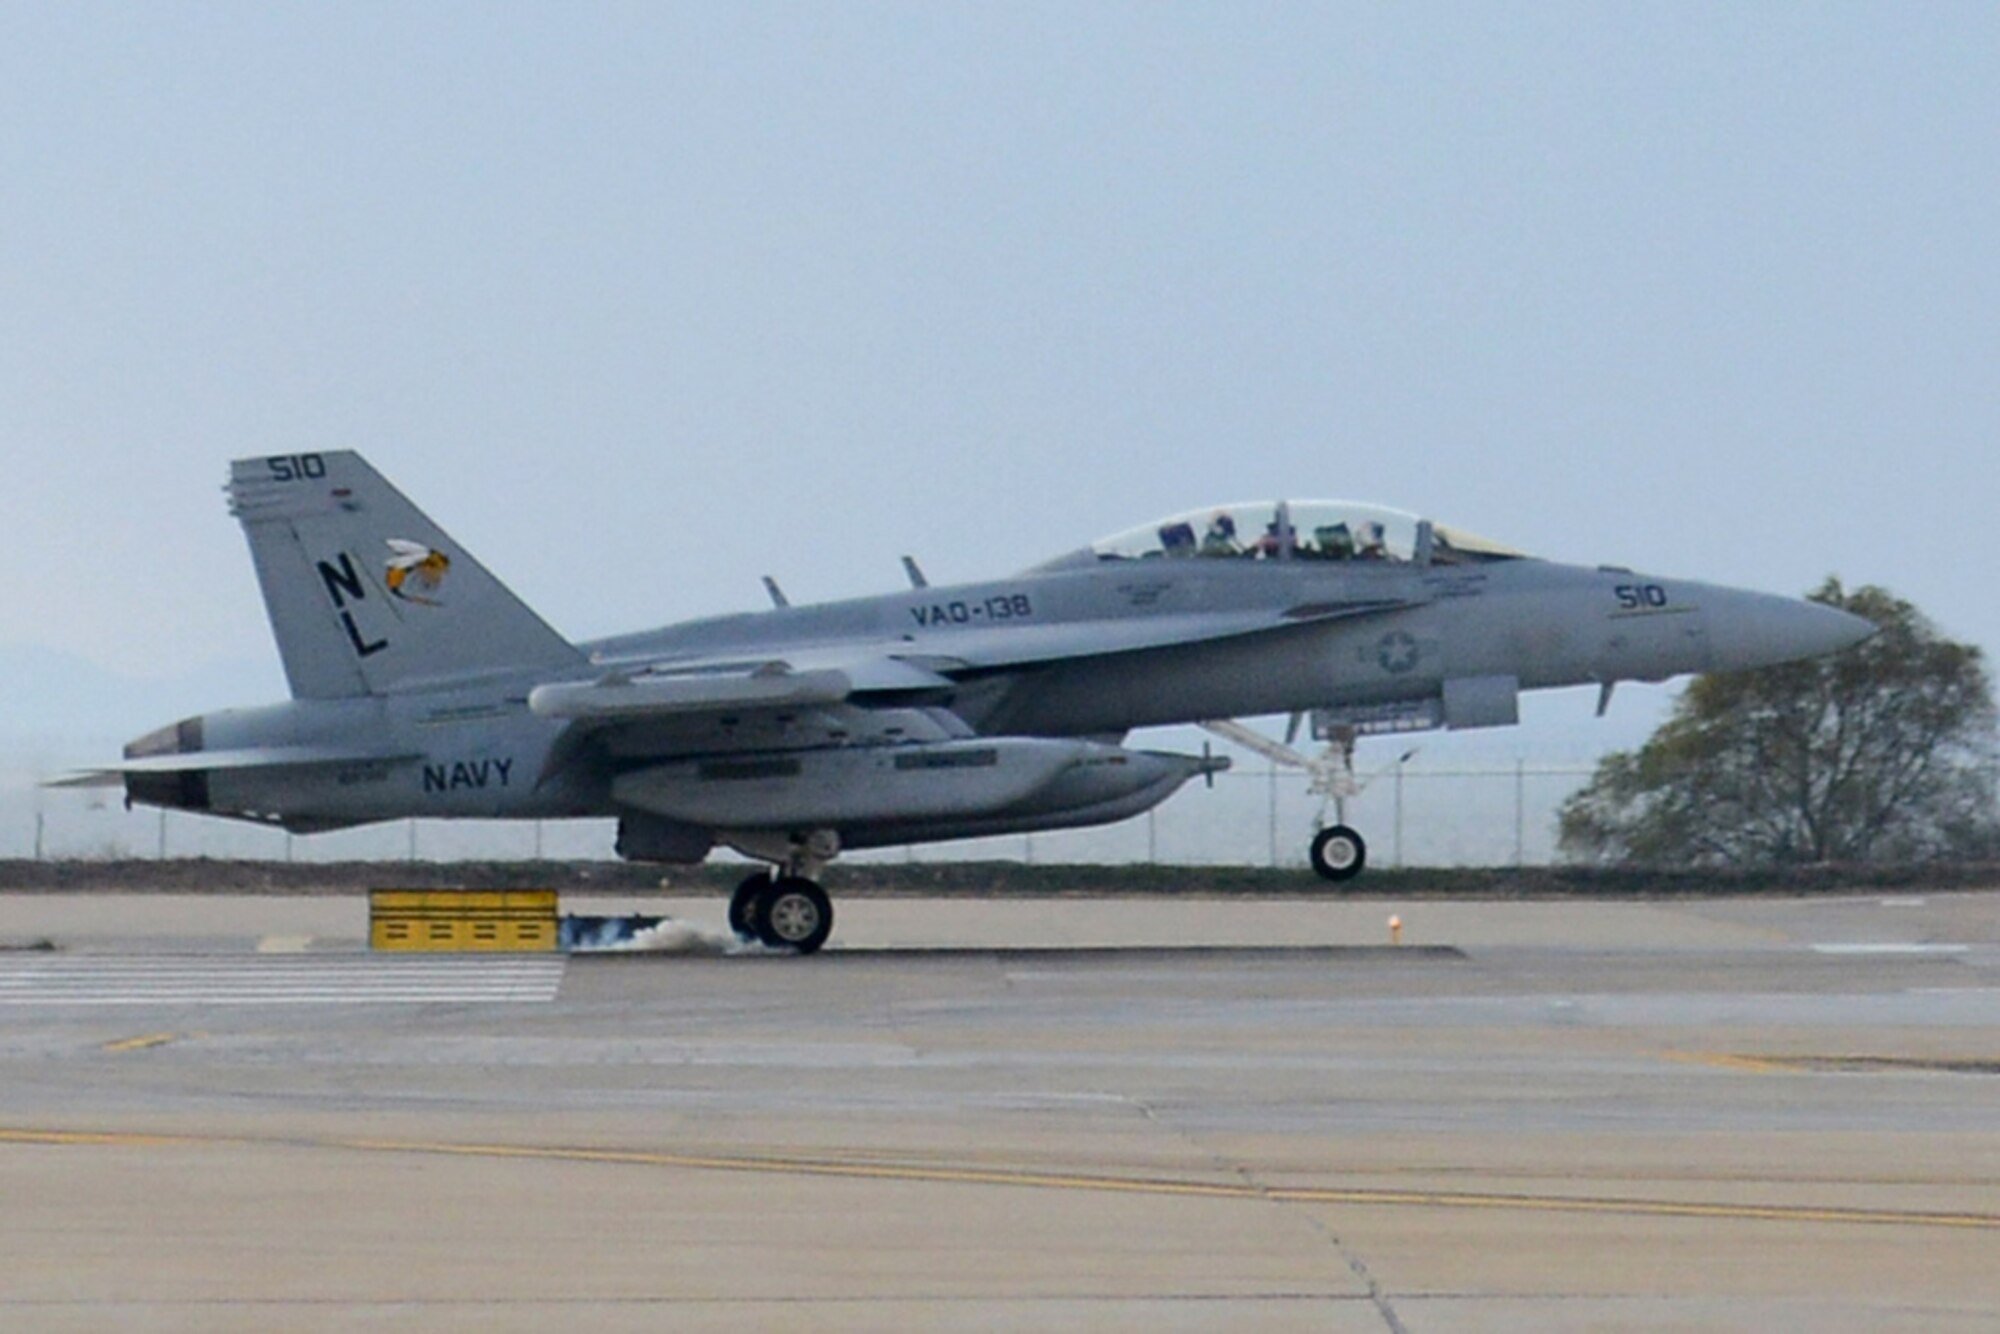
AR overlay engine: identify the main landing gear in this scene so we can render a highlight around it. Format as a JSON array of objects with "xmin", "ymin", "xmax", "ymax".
[
  {"xmin": 728, "ymin": 829, "xmax": 838, "ymax": 954},
  {"xmin": 730, "ymin": 873, "xmax": 834, "ymax": 953}
]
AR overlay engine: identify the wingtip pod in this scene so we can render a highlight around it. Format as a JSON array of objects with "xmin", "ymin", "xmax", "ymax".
[
  {"xmin": 227, "ymin": 450, "xmax": 583, "ymax": 698},
  {"xmin": 529, "ymin": 668, "xmax": 853, "ymax": 721}
]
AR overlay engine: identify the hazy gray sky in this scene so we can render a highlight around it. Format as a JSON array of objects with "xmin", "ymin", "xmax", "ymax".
[{"xmin": 5, "ymin": 3, "xmax": 1997, "ymax": 691}]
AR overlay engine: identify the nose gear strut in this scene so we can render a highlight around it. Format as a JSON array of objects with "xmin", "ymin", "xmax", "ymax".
[{"xmin": 1199, "ymin": 719, "xmax": 1407, "ymax": 883}]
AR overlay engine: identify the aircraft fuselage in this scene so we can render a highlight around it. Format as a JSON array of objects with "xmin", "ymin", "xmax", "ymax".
[{"xmin": 138, "ymin": 551, "xmax": 1853, "ymax": 839}]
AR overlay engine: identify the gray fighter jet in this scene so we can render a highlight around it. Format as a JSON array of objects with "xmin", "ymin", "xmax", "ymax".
[{"xmin": 71, "ymin": 452, "xmax": 1871, "ymax": 952}]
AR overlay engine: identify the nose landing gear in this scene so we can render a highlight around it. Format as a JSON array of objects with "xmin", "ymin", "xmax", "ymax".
[
  {"xmin": 1308, "ymin": 824, "xmax": 1367, "ymax": 881},
  {"xmin": 1200, "ymin": 719, "xmax": 1392, "ymax": 885}
]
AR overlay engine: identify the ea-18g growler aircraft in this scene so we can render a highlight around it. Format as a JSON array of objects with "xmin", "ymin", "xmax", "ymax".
[{"xmin": 76, "ymin": 452, "xmax": 1871, "ymax": 953}]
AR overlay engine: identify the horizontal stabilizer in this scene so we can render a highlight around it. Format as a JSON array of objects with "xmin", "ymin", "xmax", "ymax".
[{"xmin": 40, "ymin": 771, "xmax": 124, "ymax": 789}]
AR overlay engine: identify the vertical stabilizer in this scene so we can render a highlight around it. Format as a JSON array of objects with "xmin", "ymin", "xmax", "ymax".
[{"xmin": 227, "ymin": 452, "xmax": 584, "ymax": 698}]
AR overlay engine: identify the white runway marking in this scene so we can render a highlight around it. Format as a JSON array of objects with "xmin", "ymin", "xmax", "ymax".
[
  {"xmin": 0, "ymin": 956, "xmax": 566, "ymax": 1005},
  {"xmin": 1811, "ymin": 943, "xmax": 1969, "ymax": 956}
]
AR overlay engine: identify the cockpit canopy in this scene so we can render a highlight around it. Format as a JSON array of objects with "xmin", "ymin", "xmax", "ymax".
[{"xmin": 1033, "ymin": 500, "xmax": 1527, "ymax": 570}]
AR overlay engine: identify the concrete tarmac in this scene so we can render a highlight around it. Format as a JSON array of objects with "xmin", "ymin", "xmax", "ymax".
[{"xmin": 2, "ymin": 889, "xmax": 1998, "ymax": 1331}]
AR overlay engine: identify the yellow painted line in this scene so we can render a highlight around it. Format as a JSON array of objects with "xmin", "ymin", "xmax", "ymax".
[
  {"xmin": 100, "ymin": 1032, "xmax": 179, "ymax": 1054},
  {"xmin": 336, "ymin": 1138, "xmax": 2000, "ymax": 1231},
  {"xmin": 0, "ymin": 1129, "xmax": 189, "ymax": 1147},
  {"xmin": 7, "ymin": 1126, "xmax": 1999, "ymax": 1231},
  {"xmin": 1265, "ymin": 1185, "xmax": 2000, "ymax": 1230},
  {"xmin": 1662, "ymin": 1051, "xmax": 2000, "ymax": 1077},
  {"xmin": 1658, "ymin": 1050, "xmax": 1793, "ymax": 1075},
  {"xmin": 334, "ymin": 1137, "xmax": 1258, "ymax": 1199}
]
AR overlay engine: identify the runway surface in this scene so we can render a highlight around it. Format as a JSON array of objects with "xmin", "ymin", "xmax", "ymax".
[{"xmin": 2, "ymin": 890, "xmax": 1998, "ymax": 1331}]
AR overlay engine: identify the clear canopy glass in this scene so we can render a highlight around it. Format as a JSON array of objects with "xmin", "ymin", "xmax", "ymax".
[{"xmin": 1070, "ymin": 501, "xmax": 1527, "ymax": 566}]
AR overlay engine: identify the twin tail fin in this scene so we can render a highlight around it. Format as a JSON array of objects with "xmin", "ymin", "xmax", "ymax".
[{"xmin": 227, "ymin": 451, "xmax": 584, "ymax": 698}]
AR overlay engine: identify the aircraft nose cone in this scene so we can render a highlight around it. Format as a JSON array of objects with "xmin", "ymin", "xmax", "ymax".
[
  {"xmin": 1707, "ymin": 593, "xmax": 1875, "ymax": 672},
  {"xmin": 1800, "ymin": 601, "xmax": 1877, "ymax": 657}
]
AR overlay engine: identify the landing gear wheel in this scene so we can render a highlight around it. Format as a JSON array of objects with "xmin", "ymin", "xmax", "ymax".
[
  {"xmin": 756, "ymin": 877, "xmax": 834, "ymax": 955},
  {"xmin": 729, "ymin": 872, "xmax": 772, "ymax": 940},
  {"xmin": 1309, "ymin": 825, "xmax": 1367, "ymax": 883}
]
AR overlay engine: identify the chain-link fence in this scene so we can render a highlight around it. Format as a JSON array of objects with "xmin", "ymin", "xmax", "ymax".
[{"xmin": 2, "ymin": 757, "xmax": 1596, "ymax": 868}]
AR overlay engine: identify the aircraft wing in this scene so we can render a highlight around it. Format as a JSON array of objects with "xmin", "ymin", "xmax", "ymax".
[
  {"xmin": 538, "ymin": 597, "xmax": 1417, "ymax": 732},
  {"xmin": 583, "ymin": 597, "xmax": 1418, "ymax": 686},
  {"xmin": 878, "ymin": 598, "xmax": 1421, "ymax": 674},
  {"xmin": 44, "ymin": 745, "xmax": 424, "ymax": 787}
]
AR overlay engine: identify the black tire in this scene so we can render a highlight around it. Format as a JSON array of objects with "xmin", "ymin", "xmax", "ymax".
[
  {"xmin": 729, "ymin": 872, "xmax": 772, "ymax": 940},
  {"xmin": 1309, "ymin": 825, "xmax": 1367, "ymax": 883},
  {"xmin": 756, "ymin": 877, "xmax": 834, "ymax": 955}
]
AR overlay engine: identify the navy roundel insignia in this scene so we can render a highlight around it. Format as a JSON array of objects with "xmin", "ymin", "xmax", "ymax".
[{"xmin": 1377, "ymin": 632, "xmax": 1420, "ymax": 675}]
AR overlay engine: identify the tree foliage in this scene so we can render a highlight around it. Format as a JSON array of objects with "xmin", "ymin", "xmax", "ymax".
[{"xmin": 1559, "ymin": 580, "xmax": 1998, "ymax": 867}]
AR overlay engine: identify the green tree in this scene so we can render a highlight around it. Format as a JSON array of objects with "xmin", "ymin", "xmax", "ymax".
[{"xmin": 1560, "ymin": 580, "xmax": 1997, "ymax": 867}]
